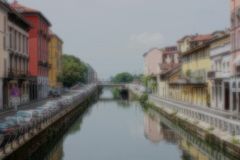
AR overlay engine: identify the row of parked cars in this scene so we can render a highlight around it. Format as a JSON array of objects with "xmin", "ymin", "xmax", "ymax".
[{"xmin": 0, "ymin": 84, "xmax": 96, "ymax": 148}]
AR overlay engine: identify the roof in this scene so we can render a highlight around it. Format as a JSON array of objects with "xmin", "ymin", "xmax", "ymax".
[
  {"xmin": 178, "ymin": 34, "xmax": 213, "ymax": 43},
  {"xmin": 191, "ymin": 34, "xmax": 213, "ymax": 42},
  {"xmin": 160, "ymin": 64, "xmax": 181, "ymax": 79},
  {"xmin": 209, "ymin": 32, "xmax": 230, "ymax": 44},
  {"xmin": 11, "ymin": 1, "xmax": 51, "ymax": 26},
  {"xmin": 49, "ymin": 30, "xmax": 63, "ymax": 43},
  {"xmin": 0, "ymin": 1, "xmax": 31, "ymax": 29},
  {"xmin": 143, "ymin": 48, "xmax": 161, "ymax": 57},
  {"xmin": 181, "ymin": 42, "xmax": 210, "ymax": 57}
]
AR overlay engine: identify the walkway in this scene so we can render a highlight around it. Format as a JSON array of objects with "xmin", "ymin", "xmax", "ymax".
[{"xmin": 150, "ymin": 95, "xmax": 240, "ymax": 121}]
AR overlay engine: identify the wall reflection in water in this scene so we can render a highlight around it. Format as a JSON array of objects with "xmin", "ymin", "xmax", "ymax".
[{"xmin": 143, "ymin": 108, "xmax": 237, "ymax": 160}]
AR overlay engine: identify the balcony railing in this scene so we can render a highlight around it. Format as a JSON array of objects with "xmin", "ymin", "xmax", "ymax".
[
  {"xmin": 208, "ymin": 70, "xmax": 232, "ymax": 79},
  {"xmin": 210, "ymin": 44, "xmax": 231, "ymax": 57},
  {"xmin": 8, "ymin": 68, "xmax": 28, "ymax": 79},
  {"xmin": 160, "ymin": 63, "xmax": 179, "ymax": 71}
]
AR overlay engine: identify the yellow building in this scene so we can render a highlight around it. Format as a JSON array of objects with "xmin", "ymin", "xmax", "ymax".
[
  {"xmin": 48, "ymin": 31, "xmax": 63, "ymax": 90},
  {"xmin": 181, "ymin": 43, "xmax": 211, "ymax": 107},
  {"xmin": 165, "ymin": 34, "xmax": 215, "ymax": 107}
]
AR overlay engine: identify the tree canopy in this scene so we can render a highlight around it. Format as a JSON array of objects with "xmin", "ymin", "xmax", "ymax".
[
  {"xmin": 59, "ymin": 54, "xmax": 88, "ymax": 87},
  {"xmin": 111, "ymin": 72, "xmax": 134, "ymax": 83}
]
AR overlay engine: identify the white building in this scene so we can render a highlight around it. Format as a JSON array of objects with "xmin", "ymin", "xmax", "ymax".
[{"xmin": 208, "ymin": 33, "xmax": 232, "ymax": 111}]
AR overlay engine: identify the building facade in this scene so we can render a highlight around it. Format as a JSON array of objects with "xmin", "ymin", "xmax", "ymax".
[
  {"xmin": 208, "ymin": 33, "xmax": 232, "ymax": 111},
  {"xmin": 0, "ymin": 1, "xmax": 30, "ymax": 109},
  {"xmin": 0, "ymin": 2, "xmax": 8, "ymax": 109},
  {"xmin": 157, "ymin": 46, "xmax": 179, "ymax": 97},
  {"xmin": 11, "ymin": 1, "xmax": 51, "ymax": 100},
  {"xmin": 230, "ymin": 0, "xmax": 240, "ymax": 113},
  {"xmin": 48, "ymin": 31, "xmax": 63, "ymax": 91},
  {"xmin": 181, "ymin": 43, "xmax": 212, "ymax": 107},
  {"xmin": 143, "ymin": 48, "xmax": 163, "ymax": 76},
  {"xmin": 86, "ymin": 64, "xmax": 97, "ymax": 84},
  {"xmin": 143, "ymin": 46, "xmax": 179, "ymax": 95},
  {"xmin": 163, "ymin": 34, "xmax": 215, "ymax": 107}
]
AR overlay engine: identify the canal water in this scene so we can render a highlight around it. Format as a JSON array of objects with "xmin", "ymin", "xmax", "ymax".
[{"xmin": 29, "ymin": 89, "xmax": 237, "ymax": 160}]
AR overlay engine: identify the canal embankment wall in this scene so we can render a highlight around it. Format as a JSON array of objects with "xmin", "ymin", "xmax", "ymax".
[
  {"xmin": 2, "ymin": 84, "xmax": 99, "ymax": 160},
  {"xmin": 128, "ymin": 84, "xmax": 240, "ymax": 159}
]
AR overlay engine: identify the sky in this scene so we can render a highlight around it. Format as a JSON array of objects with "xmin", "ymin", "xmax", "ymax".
[{"xmin": 9, "ymin": 0, "xmax": 230, "ymax": 79}]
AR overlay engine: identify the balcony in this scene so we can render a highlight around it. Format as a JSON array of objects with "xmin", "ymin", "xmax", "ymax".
[
  {"xmin": 159, "ymin": 63, "xmax": 179, "ymax": 72},
  {"xmin": 38, "ymin": 60, "xmax": 50, "ymax": 68},
  {"xmin": 188, "ymin": 76, "xmax": 206, "ymax": 84},
  {"xmin": 208, "ymin": 70, "xmax": 232, "ymax": 79},
  {"xmin": 8, "ymin": 69, "xmax": 28, "ymax": 80},
  {"xmin": 210, "ymin": 44, "xmax": 231, "ymax": 57}
]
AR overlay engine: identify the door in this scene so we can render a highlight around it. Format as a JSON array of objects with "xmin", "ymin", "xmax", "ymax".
[{"xmin": 224, "ymin": 82, "xmax": 230, "ymax": 110}]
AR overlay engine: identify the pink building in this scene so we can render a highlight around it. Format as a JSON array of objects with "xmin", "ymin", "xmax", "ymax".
[
  {"xmin": 230, "ymin": 0, "xmax": 240, "ymax": 113},
  {"xmin": 231, "ymin": 0, "xmax": 240, "ymax": 73},
  {"xmin": 143, "ymin": 46, "xmax": 179, "ymax": 77},
  {"xmin": 143, "ymin": 48, "xmax": 163, "ymax": 76}
]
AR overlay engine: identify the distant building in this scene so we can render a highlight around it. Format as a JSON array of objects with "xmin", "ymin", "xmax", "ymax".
[
  {"xmin": 86, "ymin": 64, "xmax": 97, "ymax": 83},
  {"xmin": 143, "ymin": 46, "xmax": 179, "ymax": 95},
  {"xmin": 143, "ymin": 48, "xmax": 163, "ymax": 77},
  {"xmin": 0, "ymin": 1, "xmax": 31, "ymax": 109},
  {"xmin": 48, "ymin": 31, "xmax": 63, "ymax": 91},
  {"xmin": 11, "ymin": 1, "xmax": 51, "ymax": 100}
]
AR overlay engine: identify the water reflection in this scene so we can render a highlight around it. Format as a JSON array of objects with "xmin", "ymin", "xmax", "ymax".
[
  {"xmin": 29, "ymin": 89, "xmax": 238, "ymax": 160},
  {"xmin": 144, "ymin": 108, "xmax": 238, "ymax": 160},
  {"xmin": 44, "ymin": 140, "xmax": 64, "ymax": 160}
]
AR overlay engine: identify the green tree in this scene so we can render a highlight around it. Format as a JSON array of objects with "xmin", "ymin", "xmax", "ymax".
[
  {"xmin": 59, "ymin": 54, "xmax": 88, "ymax": 87},
  {"xmin": 111, "ymin": 72, "xmax": 134, "ymax": 83}
]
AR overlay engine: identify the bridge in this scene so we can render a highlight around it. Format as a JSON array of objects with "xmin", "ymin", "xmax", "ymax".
[{"xmin": 97, "ymin": 81, "xmax": 128, "ymax": 87}]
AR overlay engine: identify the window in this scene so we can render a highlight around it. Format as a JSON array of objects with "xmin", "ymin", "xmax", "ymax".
[
  {"xmin": 233, "ymin": 82, "xmax": 237, "ymax": 88},
  {"xmin": 4, "ymin": 59, "xmax": 7, "ymax": 77},
  {"xmin": 223, "ymin": 62, "xmax": 225, "ymax": 72},
  {"xmin": 227, "ymin": 62, "xmax": 230, "ymax": 72},
  {"xmin": 3, "ymin": 36, "xmax": 6, "ymax": 50}
]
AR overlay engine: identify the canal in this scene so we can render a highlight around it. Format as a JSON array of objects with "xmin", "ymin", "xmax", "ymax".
[{"xmin": 27, "ymin": 89, "xmax": 237, "ymax": 160}]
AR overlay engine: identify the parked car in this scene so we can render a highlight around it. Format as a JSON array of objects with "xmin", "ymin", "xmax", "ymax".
[
  {"xmin": 41, "ymin": 102, "xmax": 60, "ymax": 115},
  {"xmin": 4, "ymin": 116, "xmax": 28, "ymax": 136},
  {"xmin": 16, "ymin": 111, "xmax": 38, "ymax": 126},
  {"xmin": 0, "ymin": 121, "xmax": 18, "ymax": 148},
  {"xmin": 35, "ymin": 107, "xmax": 51, "ymax": 119},
  {"xmin": 48, "ymin": 90, "xmax": 61, "ymax": 98},
  {"xmin": 0, "ymin": 122, "xmax": 16, "ymax": 135}
]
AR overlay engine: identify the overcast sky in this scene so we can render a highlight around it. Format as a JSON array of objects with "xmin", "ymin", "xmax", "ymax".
[{"xmin": 10, "ymin": 0, "xmax": 229, "ymax": 79}]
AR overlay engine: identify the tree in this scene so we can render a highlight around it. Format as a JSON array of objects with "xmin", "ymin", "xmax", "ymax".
[
  {"xmin": 111, "ymin": 72, "xmax": 134, "ymax": 83},
  {"xmin": 59, "ymin": 54, "xmax": 88, "ymax": 87}
]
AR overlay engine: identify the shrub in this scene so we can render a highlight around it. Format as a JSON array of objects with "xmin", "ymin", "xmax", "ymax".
[{"xmin": 139, "ymin": 93, "xmax": 148, "ymax": 104}]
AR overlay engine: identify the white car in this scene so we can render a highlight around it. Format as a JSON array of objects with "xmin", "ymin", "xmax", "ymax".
[{"xmin": 16, "ymin": 110, "xmax": 38, "ymax": 125}]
